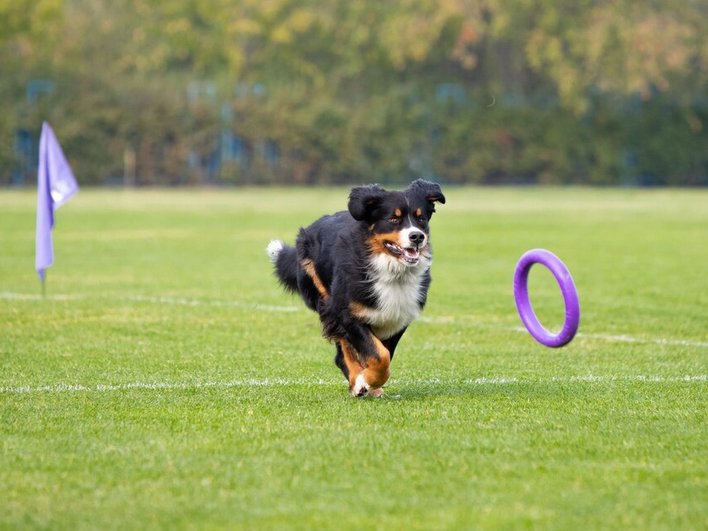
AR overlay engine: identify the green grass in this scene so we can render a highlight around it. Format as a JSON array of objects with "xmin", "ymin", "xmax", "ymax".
[{"xmin": 1, "ymin": 187, "xmax": 706, "ymax": 530}]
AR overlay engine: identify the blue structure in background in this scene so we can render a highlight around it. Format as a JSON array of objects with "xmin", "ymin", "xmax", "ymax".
[
  {"xmin": 219, "ymin": 102, "xmax": 249, "ymax": 170},
  {"xmin": 10, "ymin": 80, "xmax": 56, "ymax": 186},
  {"xmin": 12, "ymin": 129, "xmax": 34, "ymax": 186},
  {"xmin": 26, "ymin": 80, "xmax": 55, "ymax": 105}
]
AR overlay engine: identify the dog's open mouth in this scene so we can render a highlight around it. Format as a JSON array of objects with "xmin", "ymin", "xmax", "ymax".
[{"xmin": 384, "ymin": 241, "xmax": 421, "ymax": 264}]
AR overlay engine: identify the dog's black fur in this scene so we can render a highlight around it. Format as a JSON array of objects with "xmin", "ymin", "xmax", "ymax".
[{"xmin": 268, "ymin": 179, "xmax": 445, "ymax": 396}]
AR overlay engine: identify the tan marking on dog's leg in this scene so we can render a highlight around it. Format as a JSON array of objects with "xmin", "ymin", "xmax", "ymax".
[
  {"xmin": 301, "ymin": 258, "xmax": 329, "ymax": 301},
  {"xmin": 339, "ymin": 339, "xmax": 365, "ymax": 392},
  {"xmin": 361, "ymin": 335, "xmax": 391, "ymax": 390}
]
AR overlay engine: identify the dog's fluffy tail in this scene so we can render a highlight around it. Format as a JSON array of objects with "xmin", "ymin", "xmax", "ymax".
[{"xmin": 267, "ymin": 240, "xmax": 299, "ymax": 293}]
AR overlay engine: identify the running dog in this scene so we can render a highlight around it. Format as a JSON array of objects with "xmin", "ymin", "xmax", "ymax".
[{"xmin": 267, "ymin": 179, "xmax": 446, "ymax": 396}]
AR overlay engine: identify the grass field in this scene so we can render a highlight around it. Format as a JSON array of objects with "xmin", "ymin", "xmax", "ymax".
[{"xmin": 1, "ymin": 186, "xmax": 706, "ymax": 530}]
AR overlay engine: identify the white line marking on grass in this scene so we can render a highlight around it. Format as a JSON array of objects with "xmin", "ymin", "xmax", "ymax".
[
  {"xmin": 421, "ymin": 315, "xmax": 708, "ymax": 349},
  {"xmin": 0, "ymin": 292, "xmax": 300, "ymax": 313},
  {"xmin": 574, "ymin": 332, "xmax": 708, "ymax": 349},
  {"xmin": 0, "ymin": 378, "xmax": 338, "ymax": 394},
  {"xmin": 3, "ymin": 291, "xmax": 706, "ymax": 348},
  {"xmin": 0, "ymin": 292, "xmax": 84, "ymax": 301},
  {"xmin": 547, "ymin": 374, "xmax": 707, "ymax": 384},
  {"xmin": 509, "ymin": 325, "xmax": 708, "ymax": 348},
  {"xmin": 125, "ymin": 295, "xmax": 301, "ymax": 313},
  {"xmin": 1, "ymin": 375, "xmax": 705, "ymax": 394},
  {"xmin": 416, "ymin": 375, "xmax": 708, "ymax": 386}
]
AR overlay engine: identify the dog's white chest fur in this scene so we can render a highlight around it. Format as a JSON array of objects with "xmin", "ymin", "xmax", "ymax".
[{"xmin": 359, "ymin": 254, "xmax": 429, "ymax": 339}]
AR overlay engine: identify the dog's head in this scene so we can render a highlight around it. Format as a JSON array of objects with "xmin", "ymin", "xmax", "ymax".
[{"xmin": 348, "ymin": 179, "xmax": 446, "ymax": 268}]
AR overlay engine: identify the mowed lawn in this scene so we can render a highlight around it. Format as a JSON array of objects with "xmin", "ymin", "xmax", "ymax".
[{"xmin": 1, "ymin": 187, "xmax": 706, "ymax": 530}]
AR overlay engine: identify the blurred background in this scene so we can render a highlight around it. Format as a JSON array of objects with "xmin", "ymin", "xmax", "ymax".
[{"xmin": 1, "ymin": 0, "xmax": 706, "ymax": 188}]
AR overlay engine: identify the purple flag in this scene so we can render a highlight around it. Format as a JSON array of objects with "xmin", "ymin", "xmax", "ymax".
[{"xmin": 35, "ymin": 122, "xmax": 79, "ymax": 281}]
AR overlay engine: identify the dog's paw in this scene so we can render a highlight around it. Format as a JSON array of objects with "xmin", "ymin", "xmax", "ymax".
[
  {"xmin": 350, "ymin": 374, "xmax": 384, "ymax": 398},
  {"xmin": 350, "ymin": 374, "xmax": 369, "ymax": 397}
]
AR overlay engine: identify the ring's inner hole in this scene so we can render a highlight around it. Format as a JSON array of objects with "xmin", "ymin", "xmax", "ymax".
[{"xmin": 528, "ymin": 263, "xmax": 566, "ymax": 332}]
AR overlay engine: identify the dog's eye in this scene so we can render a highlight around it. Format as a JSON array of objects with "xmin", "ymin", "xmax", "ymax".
[{"xmin": 389, "ymin": 216, "xmax": 401, "ymax": 224}]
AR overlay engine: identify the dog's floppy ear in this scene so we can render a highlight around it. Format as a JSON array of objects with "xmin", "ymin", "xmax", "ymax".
[
  {"xmin": 407, "ymin": 179, "xmax": 446, "ymax": 205},
  {"xmin": 348, "ymin": 184, "xmax": 386, "ymax": 222}
]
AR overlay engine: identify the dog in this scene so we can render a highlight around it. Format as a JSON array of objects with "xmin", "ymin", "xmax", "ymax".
[{"xmin": 267, "ymin": 179, "xmax": 446, "ymax": 397}]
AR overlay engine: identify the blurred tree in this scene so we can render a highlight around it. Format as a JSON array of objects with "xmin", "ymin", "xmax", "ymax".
[{"xmin": 1, "ymin": 0, "xmax": 705, "ymax": 185}]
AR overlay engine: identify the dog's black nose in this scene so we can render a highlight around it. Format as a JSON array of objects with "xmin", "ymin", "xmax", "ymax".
[{"xmin": 409, "ymin": 231, "xmax": 425, "ymax": 245}]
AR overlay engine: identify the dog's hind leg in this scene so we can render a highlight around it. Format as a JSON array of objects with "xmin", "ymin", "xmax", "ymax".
[{"xmin": 300, "ymin": 258, "xmax": 329, "ymax": 300}]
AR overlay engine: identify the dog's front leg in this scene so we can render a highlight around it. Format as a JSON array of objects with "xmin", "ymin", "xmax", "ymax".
[
  {"xmin": 336, "ymin": 339, "xmax": 365, "ymax": 393},
  {"xmin": 340, "ymin": 323, "xmax": 390, "ymax": 397},
  {"xmin": 323, "ymin": 276, "xmax": 390, "ymax": 397}
]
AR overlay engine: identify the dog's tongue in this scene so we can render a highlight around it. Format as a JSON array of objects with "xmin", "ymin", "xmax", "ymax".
[{"xmin": 404, "ymin": 247, "xmax": 420, "ymax": 260}]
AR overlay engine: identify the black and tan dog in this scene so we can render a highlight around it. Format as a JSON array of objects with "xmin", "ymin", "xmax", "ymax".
[{"xmin": 267, "ymin": 180, "xmax": 445, "ymax": 396}]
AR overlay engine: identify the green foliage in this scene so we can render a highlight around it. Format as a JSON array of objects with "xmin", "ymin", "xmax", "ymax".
[{"xmin": 1, "ymin": 0, "xmax": 706, "ymax": 185}]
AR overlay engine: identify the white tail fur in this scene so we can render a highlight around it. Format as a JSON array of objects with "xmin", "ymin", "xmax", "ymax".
[{"xmin": 266, "ymin": 240, "xmax": 284, "ymax": 263}]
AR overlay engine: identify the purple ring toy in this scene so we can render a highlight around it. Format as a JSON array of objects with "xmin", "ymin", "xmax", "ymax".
[{"xmin": 513, "ymin": 249, "xmax": 580, "ymax": 348}]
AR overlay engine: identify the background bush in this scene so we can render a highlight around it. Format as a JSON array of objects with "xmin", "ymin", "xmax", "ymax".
[{"xmin": 2, "ymin": 0, "xmax": 706, "ymax": 186}]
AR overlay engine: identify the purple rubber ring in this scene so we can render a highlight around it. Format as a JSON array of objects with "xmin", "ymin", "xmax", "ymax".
[{"xmin": 513, "ymin": 249, "xmax": 580, "ymax": 348}]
